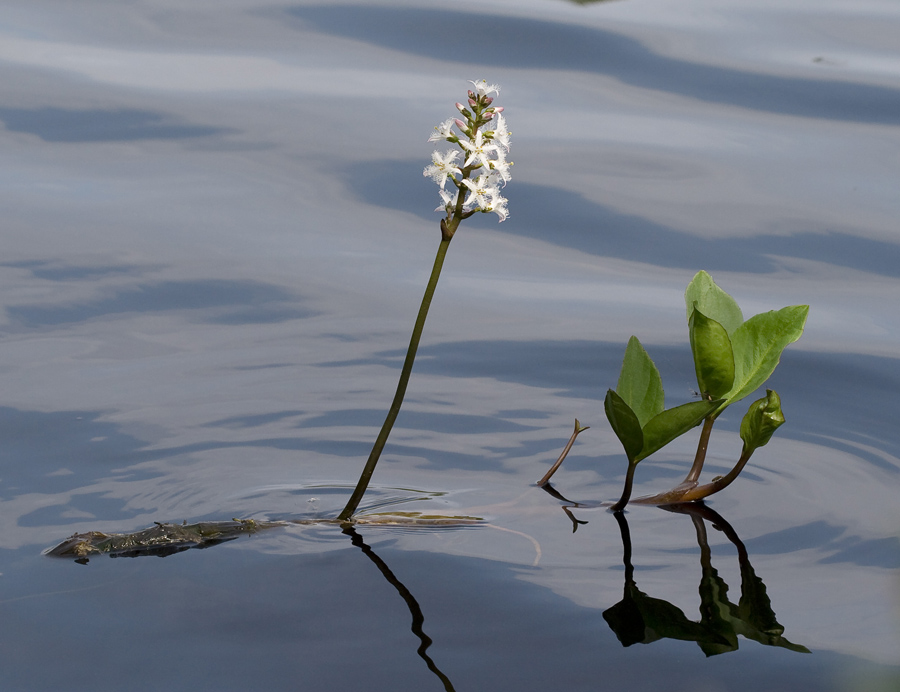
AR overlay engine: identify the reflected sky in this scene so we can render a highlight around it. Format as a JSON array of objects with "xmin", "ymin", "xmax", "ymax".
[
  {"xmin": 5, "ymin": 278, "xmax": 317, "ymax": 328},
  {"xmin": 0, "ymin": 107, "xmax": 231, "ymax": 142},
  {"xmin": 0, "ymin": 0, "xmax": 899, "ymax": 687},
  {"xmin": 288, "ymin": 5, "xmax": 900, "ymax": 125},
  {"xmin": 349, "ymin": 161, "xmax": 900, "ymax": 276}
]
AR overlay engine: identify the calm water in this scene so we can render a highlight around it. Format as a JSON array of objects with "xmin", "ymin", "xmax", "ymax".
[{"xmin": 2, "ymin": 1, "xmax": 899, "ymax": 690}]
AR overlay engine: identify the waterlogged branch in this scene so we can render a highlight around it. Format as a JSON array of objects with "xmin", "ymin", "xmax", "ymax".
[{"xmin": 44, "ymin": 513, "xmax": 483, "ymax": 562}]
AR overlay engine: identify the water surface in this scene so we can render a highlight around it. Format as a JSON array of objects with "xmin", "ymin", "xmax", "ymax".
[{"xmin": 1, "ymin": 1, "xmax": 899, "ymax": 690}]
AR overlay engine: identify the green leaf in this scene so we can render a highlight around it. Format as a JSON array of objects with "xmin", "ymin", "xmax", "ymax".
[
  {"xmin": 616, "ymin": 336, "xmax": 664, "ymax": 427},
  {"xmin": 637, "ymin": 399, "xmax": 723, "ymax": 462},
  {"xmin": 726, "ymin": 305, "xmax": 809, "ymax": 406},
  {"xmin": 689, "ymin": 309, "xmax": 735, "ymax": 399},
  {"xmin": 604, "ymin": 389, "xmax": 644, "ymax": 462},
  {"xmin": 685, "ymin": 271, "xmax": 743, "ymax": 336},
  {"xmin": 740, "ymin": 389, "xmax": 785, "ymax": 456}
]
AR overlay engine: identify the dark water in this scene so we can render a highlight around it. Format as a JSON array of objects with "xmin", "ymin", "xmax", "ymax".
[{"xmin": 1, "ymin": 1, "xmax": 899, "ymax": 690}]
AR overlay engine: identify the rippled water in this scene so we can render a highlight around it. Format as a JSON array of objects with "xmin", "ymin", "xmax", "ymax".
[{"xmin": 2, "ymin": 1, "xmax": 899, "ymax": 690}]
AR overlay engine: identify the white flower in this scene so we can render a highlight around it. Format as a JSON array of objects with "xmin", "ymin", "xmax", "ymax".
[
  {"xmin": 469, "ymin": 79, "xmax": 500, "ymax": 98},
  {"xmin": 488, "ymin": 113, "xmax": 510, "ymax": 152},
  {"xmin": 435, "ymin": 187, "xmax": 456, "ymax": 212},
  {"xmin": 460, "ymin": 129, "xmax": 500, "ymax": 170},
  {"xmin": 428, "ymin": 118, "xmax": 457, "ymax": 143},
  {"xmin": 428, "ymin": 81, "xmax": 510, "ymax": 223},
  {"xmin": 486, "ymin": 194, "xmax": 509, "ymax": 222},
  {"xmin": 462, "ymin": 172, "xmax": 508, "ymax": 221},
  {"xmin": 462, "ymin": 172, "xmax": 502, "ymax": 210},
  {"xmin": 423, "ymin": 149, "xmax": 461, "ymax": 189},
  {"xmin": 488, "ymin": 152, "xmax": 512, "ymax": 184}
]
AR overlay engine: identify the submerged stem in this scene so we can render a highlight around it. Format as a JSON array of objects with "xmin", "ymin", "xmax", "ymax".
[{"xmin": 338, "ymin": 237, "xmax": 451, "ymax": 521}]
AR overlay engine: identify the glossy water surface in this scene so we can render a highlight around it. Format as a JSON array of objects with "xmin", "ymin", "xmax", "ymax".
[{"xmin": 1, "ymin": 1, "xmax": 899, "ymax": 690}]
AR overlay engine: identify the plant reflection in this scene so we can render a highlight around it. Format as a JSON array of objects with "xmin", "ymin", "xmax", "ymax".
[
  {"xmin": 539, "ymin": 483, "xmax": 590, "ymax": 533},
  {"xmin": 603, "ymin": 504, "xmax": 810, "ymax": 655},
  {"xmin": 342, "ymin": 527, "xmax": 457, "ymax": 692},
  {"xmin": 44, "ymin": 520, "xmax": 458, "ymax": 690}
]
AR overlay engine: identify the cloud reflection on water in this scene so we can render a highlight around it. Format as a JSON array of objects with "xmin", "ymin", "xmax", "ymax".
[
  {"xmin": 5, "ymin": 279, "xmax": 317, "ymax": 327},
  {"xmin": 0, "ymin": 107, "xmax": 232, "ymax": 143},
  {"xmin": 347, "ymin": 160, "xmax": 900, "ymax": 277},
  {"xmin": 287, "ymin": 5, "xmax": 900, "ymax": 125}
]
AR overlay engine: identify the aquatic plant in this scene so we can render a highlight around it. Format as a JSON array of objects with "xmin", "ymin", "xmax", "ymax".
[
  {"xmin": 607, "ymin": 271, "xmax": 808, "ymax": 510},
  {"xmin": 538, "ymin": 271, "xmax": 807, "ymax": 511},
  {"xmin": 337, "ymin": 80, "xmax": 512, "ymax": 521}
]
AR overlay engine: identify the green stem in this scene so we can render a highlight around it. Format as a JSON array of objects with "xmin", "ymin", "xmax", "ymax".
[
  {"xmin": 671, "ymin": 449, "xmax": 753, "ymax": 502},
  {"xmin": 683, "ymin": 415, "xmax": 716, "ymax": 484},
  {"xmin": 611, "ymin": 460, "xmax": 638, "ymax": 512},
  {"xmin": 338, "ymin": 237, "xmax": 452, "ymax": 521},
  {"xmin": 632, "ymin": 447, "xmax": 753, "ymax": 505}
]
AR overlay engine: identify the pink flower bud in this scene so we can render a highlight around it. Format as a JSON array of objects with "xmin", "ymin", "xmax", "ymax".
[
  {"xmin": 455, "ymin": 118, "xmax": 467, "ymax": 130},
  {"xmin": 468, "ymin": 97, "xmax": 477, "ymax": 107},
  {"xmin": 483, "ymin": 96, "xmax": 493, "ymax": 106},
  {"xmin": 455, "ymin": 102, "xmax": 466, "ymax": 112},
  {"xmin": 492, "ymin": 106, "xmax": 504, "ymax": 113}
]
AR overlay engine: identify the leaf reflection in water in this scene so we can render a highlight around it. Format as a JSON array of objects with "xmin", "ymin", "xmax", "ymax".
[{"xmin": 603, "ymin": 504, "xmax": 810, "ymax": 656}]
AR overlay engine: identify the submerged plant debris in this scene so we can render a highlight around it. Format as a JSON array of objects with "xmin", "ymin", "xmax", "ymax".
[
  {"xmin": 43, "ymin": 519, "xmax": 280, "ymax": 562},
  {"xmin": 45, "ymin": 513, "xmax": 484, "ymax": 563}
]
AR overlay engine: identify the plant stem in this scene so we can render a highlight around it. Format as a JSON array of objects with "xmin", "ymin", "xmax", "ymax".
[
  {"xmin": 683, "ymin": 415, "xmax": 716, "ymax": 484},
  {"xmin": 611, "ymin": 460, "xmax": 638, "ymax": 512},
  {"xmin": 632, "ymin": 448, "xmax": 753, "ymax": 505},
  {"xmin": 670, "ymin": 449, "xmax": 753, "ymax": 502},
  {"xmin": 536, "ymin": 419, "xmax": 589, "ymax": 486},
  {"xmin": 338, "ymin": 237, "xmax": 451, "ymax": 521}
]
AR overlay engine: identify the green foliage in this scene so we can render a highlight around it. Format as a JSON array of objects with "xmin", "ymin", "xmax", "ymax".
[
  {"xmin": 606, "ymin": 337, "xmax": 720, "ymax": 464},
  {"xmin": 689, "ymin": 309, "xmax": 735, "ymax": 399},
  {"xmin": 726, "ymin": 306, "xmax": 808, "ymax": 407},
  {"xmin": 604, "ymin": 389, "xmax": 644, "ymax": 461},
  {"xmin": 603, "ymin": 271, "xmax": 807, "ymax": 509},
  {"xmin": 740, "ymin": 390, "xmax": 785, "ymax": 457},
  {"xmin": 640, "ymin": 400, "xmax": 722, "ymax": 461},
  {"xmin": 684, "ymin": 272, "xmax": 808, "ymax": 416},
  {"xmin": 685, "ymin": 269, "xmax": 743, "ymax": 335},
  {"xmin": 616, "ymin": 336, "xmax": 664, "ymax": 427}
]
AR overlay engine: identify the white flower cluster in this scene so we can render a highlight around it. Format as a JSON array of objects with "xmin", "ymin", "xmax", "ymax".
[{"xmin": 424, "ymin": 80, "xmax": 511, "ymax": 222}]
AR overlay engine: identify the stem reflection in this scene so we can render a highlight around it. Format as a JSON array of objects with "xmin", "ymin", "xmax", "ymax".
[{"xmin": 342, "ymin": 526, "xmax": 457, "ymax": 692}]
